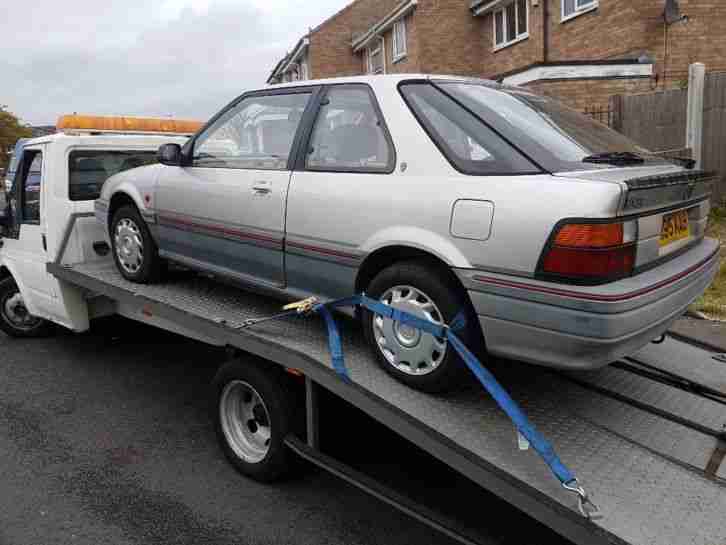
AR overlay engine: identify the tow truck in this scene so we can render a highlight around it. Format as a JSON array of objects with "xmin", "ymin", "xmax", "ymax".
[{"xmin": 1, "ymin": 117, "xmax": 725, "ymax": 545}]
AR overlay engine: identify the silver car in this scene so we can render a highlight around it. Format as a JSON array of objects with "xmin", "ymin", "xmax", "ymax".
[{"xmin": 96, "ymin": 75, "xmax": 719, "ymax": 392}]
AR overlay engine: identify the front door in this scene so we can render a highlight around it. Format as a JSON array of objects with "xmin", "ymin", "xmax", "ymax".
[
  {"xmin": 156, "ymin": 89, "xmax": 315, "ymax": 287},
  {"xmin": 1, "ymin": 146, "xmax": 59, "ymax": 320}
]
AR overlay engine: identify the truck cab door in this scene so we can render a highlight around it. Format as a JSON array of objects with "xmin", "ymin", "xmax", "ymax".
[{"xmin": 1, "ymin": 145, "xmax": 65, "ymax": 323}]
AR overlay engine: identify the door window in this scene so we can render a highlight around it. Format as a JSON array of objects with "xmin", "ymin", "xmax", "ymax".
[
  {"xmin": 306, "ymin": 85, "xmax": 395, "ymax": 173},
  {"xmin": 192, "ymin": 92, "xmax": 312, "ymax": 170},
  {"xmin": 20, "ymin": 151, "xmax": 43, "ymax": 224}
]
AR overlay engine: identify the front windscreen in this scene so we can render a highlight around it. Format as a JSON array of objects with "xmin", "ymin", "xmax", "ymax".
[{"xmin": 438, "ymin": 82, "xmax": 673, "ymax": 172}]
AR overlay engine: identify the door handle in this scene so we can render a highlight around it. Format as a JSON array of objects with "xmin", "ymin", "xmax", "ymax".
[{"xmin": 252, "ymin": 181, "xmax": 272, "ymax": 195}]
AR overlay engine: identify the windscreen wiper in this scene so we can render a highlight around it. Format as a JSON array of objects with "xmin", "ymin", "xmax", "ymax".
[{"xmin": 582, "ymin": 151, "xmax": 645, "ymax": 165}]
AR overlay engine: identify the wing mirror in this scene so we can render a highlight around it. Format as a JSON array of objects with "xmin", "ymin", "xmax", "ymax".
[{"xmin": 158, "ymin": 143, "xmax": 183, "ymax": 166}]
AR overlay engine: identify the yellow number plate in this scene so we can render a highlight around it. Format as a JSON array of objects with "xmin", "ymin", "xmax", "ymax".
[{"xmin": 659, "ymin": 210, "xmax": 690, "ymax": 247}]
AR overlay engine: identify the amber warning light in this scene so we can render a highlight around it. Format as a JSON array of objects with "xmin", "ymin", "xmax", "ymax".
[{"xmin": 56, "ymin": 115, "xmax": 203, "ymax": 136}]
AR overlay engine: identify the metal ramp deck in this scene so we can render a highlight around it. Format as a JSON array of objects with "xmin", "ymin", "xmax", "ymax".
[{"xmin": 48, "ymin": 258, "xmax": 726, "ymax": 545}]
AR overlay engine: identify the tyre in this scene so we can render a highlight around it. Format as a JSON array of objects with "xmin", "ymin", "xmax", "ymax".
[
  {"xmin": 110, "ymin": 205, "xmax": 162, "ymax": 283},
  {"xmin": 212, "ymin": 358, "xmax": 299, "ymax": 482},
  {"xmin": 0, "ymin": 277, "xmax": 53, "ymax": 338},
  {"xmin": 362, "ymin": 260, "xmax": 482, "ymax": 393}
]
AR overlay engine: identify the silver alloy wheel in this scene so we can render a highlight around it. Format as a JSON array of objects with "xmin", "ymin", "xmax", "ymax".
[
  {"xmin": 219, "ymin": 380, "xmax": 271, "ymax": 464},
  {"xmin": 114, "ymin": 218, "xmax": 144, "ymax": 275},
  {"xmin": 1, "ymin": 292, "xmax": 43, "ymax": 331},
  {"xmin": 373, "ymin": 285, "xmax": 447, "ymax": 376}
]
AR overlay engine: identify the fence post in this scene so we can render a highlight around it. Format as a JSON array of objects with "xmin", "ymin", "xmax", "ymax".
[
  {"xmin": 610, "ymin": 94, "xmax": 624, "ymax": 133},
  {"xmin": 686, "ymin": 62, "xmax": 705, "ymax": 169}
]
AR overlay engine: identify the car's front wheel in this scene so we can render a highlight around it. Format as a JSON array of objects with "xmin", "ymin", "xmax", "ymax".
[
  {"xmin": 110, "ymin": 205, "xmax": 162, "ymax": 283},
  {"xmin": 362, "ymin": 261, "xmax": 481, "ymax": 393}
]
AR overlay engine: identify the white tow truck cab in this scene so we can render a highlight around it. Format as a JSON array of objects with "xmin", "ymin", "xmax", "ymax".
[{"xmin": 0, "ymin": 116, "xmax": 201, "ymax": 337}]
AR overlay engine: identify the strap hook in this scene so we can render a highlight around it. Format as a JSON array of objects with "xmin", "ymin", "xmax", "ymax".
[{"xmin": 563, "ymin": 479, "xmax": 602, "ymax": 521}]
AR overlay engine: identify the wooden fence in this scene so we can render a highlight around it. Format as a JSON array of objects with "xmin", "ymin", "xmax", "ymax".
[
  {"xmin": 611, "ymin": 71, "xmax": 726, "ymax": 206},
  {"xmin": 702, "ymin": 72, "xmax": 726, "ymax": 206}
]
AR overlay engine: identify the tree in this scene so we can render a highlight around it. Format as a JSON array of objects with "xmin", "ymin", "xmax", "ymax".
[{"xmin": 0, "ymin": 106, "xmax": 32, "ymax": 173}]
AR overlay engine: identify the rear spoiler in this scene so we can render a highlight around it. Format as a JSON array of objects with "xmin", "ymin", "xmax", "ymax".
[{"xmin": 622, "ymin": 170, "xmax": 716, "ymax": 213}]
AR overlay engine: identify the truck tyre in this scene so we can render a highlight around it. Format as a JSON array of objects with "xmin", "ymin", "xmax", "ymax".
[
  {"xmin": 362, "ymin": 260, "xmax": 481, "ymax": 393},
  {"xmin": 110, "ymin": 205, "xmax": 162, "ymax": 283},
  {"xmin": 212, "ymin": 358, "xmax": 299, "ymax": 482},
  {"xmin": 0, "ymin": 277, "xmax": 53, "ymax": 338}
]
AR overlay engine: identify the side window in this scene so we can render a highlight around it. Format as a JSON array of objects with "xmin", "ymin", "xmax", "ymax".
[
  {"xmin": 400, "ymin": 83, "xmax": 539, "ymax": 175},
  {"xmin": 69, "ymin": 150, "xmax": 157, "ymax": 201},
  {"xmin": 20, "ymin": 151, "xmax": 43, "ymax": 224},
  {"xmin": 306, "ymin": 85, "xmax": 395, "ymax": 173},
  {"xmin": 192, "ymin": 92, "xmax": 311, "ymax": 170}
]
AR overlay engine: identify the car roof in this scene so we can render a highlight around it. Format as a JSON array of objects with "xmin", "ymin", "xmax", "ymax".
[{"xmin": 264, "ymin": 73, "xmax": 499, "ymax": 92}]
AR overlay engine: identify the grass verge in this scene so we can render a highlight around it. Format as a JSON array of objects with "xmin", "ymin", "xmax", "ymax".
[{"xmin": 690, "ymin": 206, "xmax": 726, "ymax": 321}]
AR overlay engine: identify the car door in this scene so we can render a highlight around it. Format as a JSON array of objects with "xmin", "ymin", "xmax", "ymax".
[
  {"xmin": 1, "ymin": 146, "xmax": 62, "ymax": 321},
  {"xmin": 155, "ymin": 88, "xmax": 316, "ymax": 287},
  {"xmin": 285, "ymin": 84, "xmax": 397, "ymax": 299}
]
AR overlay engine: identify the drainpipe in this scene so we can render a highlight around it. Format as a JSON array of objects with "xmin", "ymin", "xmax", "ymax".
[{"xmin": 542, "ymin": 0, "xmax": 549, "ymax": 64}]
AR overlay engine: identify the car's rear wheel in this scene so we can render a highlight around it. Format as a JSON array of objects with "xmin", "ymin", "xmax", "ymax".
[
  {"xmin": 362, "ymin": 261, "xmax": 481, "ymax": 393},
  {"xmin": 110, "ymin": 205, "xmax": 162, "ymax": 283},
  {"xmin": 0, "ymin": 277, "xmax": 53, "ymax": 338},
  {"xmin": 212, "ymin": 358, "xmax": 300, "ymax": 482}
]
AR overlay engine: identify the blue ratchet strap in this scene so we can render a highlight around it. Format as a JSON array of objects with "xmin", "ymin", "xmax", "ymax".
[
  {"xmin": 312, "ymin": 294, "xmax": 600, "ymax": 520},
  {"xmin": 314, "ymin": 304, "xmax": 350, "ymax": 383}
]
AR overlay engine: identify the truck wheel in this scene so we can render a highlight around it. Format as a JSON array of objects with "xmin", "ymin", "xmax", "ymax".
[
  {"xmin": 0, "ymin": 277, "xmax": 53, "ymax": 338},
  {"xmin": 110, "ymin": 205, "xmax": 162, "ymax": 284},
  {"xmin": 362, "ymin": 261, "xmax": 481, "ymax": 393},
  {"xmin": 212, "ymin": 358, "xmax": 298, "ymax": 482}
]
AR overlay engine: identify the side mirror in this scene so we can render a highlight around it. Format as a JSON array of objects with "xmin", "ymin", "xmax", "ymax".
[{"xmin": 158, "ymin": 143, "xmax": 183, "ymax": 166}]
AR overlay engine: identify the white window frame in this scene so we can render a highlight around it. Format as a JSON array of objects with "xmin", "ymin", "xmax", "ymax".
[
  {"xmin": 493, "ymin": 0, "xmax": 529, "ymax": 51},
  {"xmin": 561, "ymin": 0, "xmax": 598, "ymax": 22},
  {"xmin": 300, "ymin": 60, "xmax": 309, "ymax": 80},
  {"xmin": 391, "ymin": 18, "xmax": 407, "ymax": 62},
  {"xmin": 367, "ymin": 37, "xmax": 386, "ymax": 75}
]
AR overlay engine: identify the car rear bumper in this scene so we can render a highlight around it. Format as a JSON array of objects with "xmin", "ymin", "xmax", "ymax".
[{"xmin": 456, "ymin": 238, "xmax": 720, "ymax": 370}]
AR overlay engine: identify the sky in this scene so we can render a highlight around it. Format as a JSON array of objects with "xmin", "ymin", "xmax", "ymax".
[{"xmin": 0, "ymin": 0, "xmax": 349, "ymax": 125}]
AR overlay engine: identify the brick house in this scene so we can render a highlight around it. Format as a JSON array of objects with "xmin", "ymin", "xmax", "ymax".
[{"xmin": 268, "ymin": 0, "xmax": 726, "ymax": 113}]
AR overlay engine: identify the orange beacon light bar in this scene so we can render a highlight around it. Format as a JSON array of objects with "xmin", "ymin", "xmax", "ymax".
[{"xmin": 56, "ymin": 115, "xmax": 203, "ymax": 136}]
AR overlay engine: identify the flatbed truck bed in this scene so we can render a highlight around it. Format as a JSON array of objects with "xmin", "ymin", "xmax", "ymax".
[{"xmin": 47, "ymin": 216, "xmax": 726, "ymax": 545}]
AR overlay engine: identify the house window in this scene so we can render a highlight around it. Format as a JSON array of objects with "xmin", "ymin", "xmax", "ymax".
[
  {"xmin": 562, "ymin": 0, "xmax": 597, "ymax": 20},
  {"xmin": 494, "ymin": 0, "xmax": 528, "ymax": 50},
  {"xmin": 392, "ymin": 19, "xmax": 407, "ymax": 61},
  {"xmin": 300, "ymin": 60, "xmax": 309, "ymax": 80},
  {"xmin": 367, "ymin": 37, "xmax": 385, "ymax": 74}
]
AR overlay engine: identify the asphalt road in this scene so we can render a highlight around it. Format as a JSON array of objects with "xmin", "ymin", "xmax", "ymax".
[{"xmin": 0, "ymin": 318, "xmax": 568, "ymax": 545}]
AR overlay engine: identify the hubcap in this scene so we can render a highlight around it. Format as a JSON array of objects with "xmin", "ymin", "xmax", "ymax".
[
  {"xmin": 114, "ymin": 218, "xmax": 144, "ymax": 274},
  {"xmin": 219, "ymin": 380, "xmax": 271, "ymax": 463},
  {"xmin": 1, "ymin": 291, "xmax": 43, "ymax": 330},
  {"xmin": 373, "ymin": 285, "xmax": 447, "ymax": 376}
]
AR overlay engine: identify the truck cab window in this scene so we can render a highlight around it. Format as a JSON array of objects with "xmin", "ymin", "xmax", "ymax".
[
  {"xmin": 20, "ymin": 152, "xmax": 43, "ymax": 224},
  {"xmin": 68, "ymin": 150, "xmax": 157, "ymax": 201}
]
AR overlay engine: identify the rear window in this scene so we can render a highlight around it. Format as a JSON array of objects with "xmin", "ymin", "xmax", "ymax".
[
  {"xmin": 400, "ymin": 83, "xmax": 540, "ymax": 176},
  {"xmin": 68, "ymin": 150, "xmax": 157, "ymax": 201},
  {"xmin": 437, "ymin": 82, "xmax": 672, "ymax": 172}
]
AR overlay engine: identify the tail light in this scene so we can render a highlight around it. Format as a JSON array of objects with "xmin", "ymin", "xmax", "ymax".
[{"xmin": 538, "ymin": 220, "xmax": 637, "ymax": 283}]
